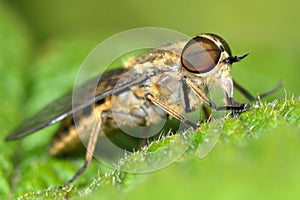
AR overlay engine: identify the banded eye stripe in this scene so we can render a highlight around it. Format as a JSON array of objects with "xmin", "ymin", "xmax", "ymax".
[{"xmin": 207, "ymin": 33, "xmax": 232, "ymax": 56}]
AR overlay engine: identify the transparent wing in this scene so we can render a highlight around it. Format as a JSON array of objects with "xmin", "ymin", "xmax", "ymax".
[{"xmin": 6, "ymin": 68, "xmax": 150, "ymax": 140}]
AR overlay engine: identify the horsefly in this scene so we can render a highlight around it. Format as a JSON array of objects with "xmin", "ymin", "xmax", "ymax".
[{"xmin": 5, "ymin": 33, "xmax": 282, "ymax": 188}]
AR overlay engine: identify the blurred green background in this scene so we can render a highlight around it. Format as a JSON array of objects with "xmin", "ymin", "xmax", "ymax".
[{"xmin": 0, "ymin": 0, "xmax": 299, "ymax": 199}]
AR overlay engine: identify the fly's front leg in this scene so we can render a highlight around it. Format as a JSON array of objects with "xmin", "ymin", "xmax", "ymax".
[
  {"xmin": 62, "ymin": 112, "xmax": 104, "ymax": 189},
  {"xmin": 145, "ymin": 93, "xmax": 198, "ymax": 130},
  {"xmin": 181, "ymin": 78, "xmax": 212, "ymax": 121},
  {"xmin": 233, "ymin": 79, "xmax": 283, "ymax": 102},
  {"xmin": 224, "ymin": 96, "xmax": 250, "ymax": 117},
  {"xmin": 184, "ymin": 77, "xmax": 250, "ymax": 116}
]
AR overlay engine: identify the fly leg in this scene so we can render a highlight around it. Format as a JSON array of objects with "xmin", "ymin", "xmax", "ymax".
[
  {"xmin": 181, "ymin": 78, "xmax": 212, "ymax": 122},
  {"xmin": 184, "ymin": 77, "xmax": 250, "ymax": 116},
  {"xmin": 233, "ymin": 79, "xmax": 282, "ymax": 102},
  {"xmin": 140, "ymin": 126, "xmax": 150, "ymax": 148},
  {"xmin": 202, "ymin": 105, "xmax": 212, "ymax": 122},
  {"xmin": 145, "ymin": 93, "xmax": 198, "ymax": 130},
  {"xmin": 62, "ymin": 112, "xmax": 103, "ymax": 188}
]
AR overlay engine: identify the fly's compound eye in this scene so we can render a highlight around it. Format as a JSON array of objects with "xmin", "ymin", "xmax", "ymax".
[{"xmin": 181, "ymin": 36, "xmax": 221, "ymax": 74}]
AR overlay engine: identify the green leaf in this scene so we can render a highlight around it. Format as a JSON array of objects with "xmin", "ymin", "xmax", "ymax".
[{"xmin": 9, "ymin": 98, "xmax": 299, "ymax": 199}]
